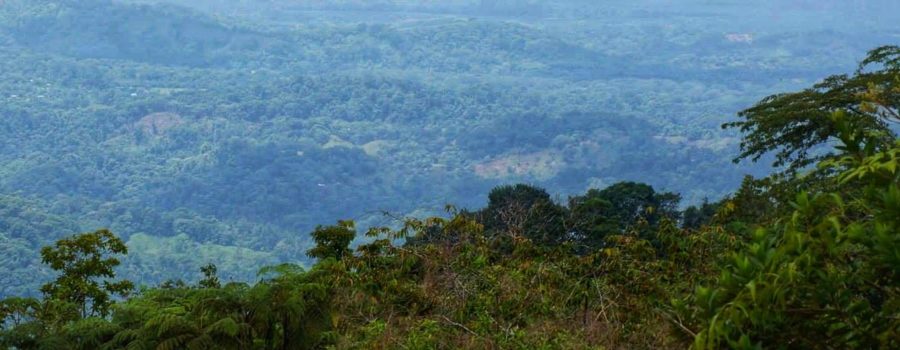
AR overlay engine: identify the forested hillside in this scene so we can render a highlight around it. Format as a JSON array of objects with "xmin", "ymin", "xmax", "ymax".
[
  {"xmin": 1, "ymin": 44, "xmax": 898, "ymax": 349},
  {"xmin": 0, "ymin": 0, "xmax": 898, "ymax": 297}
]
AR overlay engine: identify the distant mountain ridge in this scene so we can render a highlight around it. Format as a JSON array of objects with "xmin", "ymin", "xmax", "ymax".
[{"xmin": 0, "ymin": 0, "xmax": 291, "ymax": 66}]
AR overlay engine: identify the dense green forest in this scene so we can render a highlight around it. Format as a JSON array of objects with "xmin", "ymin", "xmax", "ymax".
[
  {"xmin": 0, "ymin": 0, "xmax": 898, "ymax": 348},
  {"xmin": 1, "ymin": 44, "xmax": 899, "ymax": 348},
  {"xmin": 0, "ymin": 0, "xmax": 899, "ymax": 302}
]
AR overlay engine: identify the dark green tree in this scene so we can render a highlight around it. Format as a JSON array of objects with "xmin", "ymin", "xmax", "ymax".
[
  {"xmin": 306, "ymin": 220, "xmax": 356, "ymax": 261},
  {"xmin": 251, "ymin": 264, "xmax": 333, "ymax": 350},
  {"xmin": 199, "ymin": 263, "xmax": 221, "ymax": 289},
  {"xmin": 478, "ymin": 184, "xmax": 567, "ymax": 245},
  {"xmin": 0, "ymin": 297, "xmax": 80, "ymax": 349},
  {"xmin": 39, "ymin": 229, "xmax": 133, "ymax": 318},
  {"xmin": 566, "ymin": 194, "xmax": 617, "ymax": 248},
  {"xmin": 681, "ymin": 198, "xmax": 719, "ymax": 230},
  {"xmin": 582, "ymin": 182, "xmax": 681, "ymax": 234}
]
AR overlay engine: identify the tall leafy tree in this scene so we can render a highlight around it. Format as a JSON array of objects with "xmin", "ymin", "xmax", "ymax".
[
  {"xmin": 478, "ymin": 184, "xmax": 567, "ymax": 245},
  {"xmin": 39, "ymin": 229, "xmax": 133, "ymax": 318},
  {"xmin": 199, "ymin": 263, "xmax": 221, "ymax": 289},
  {"xmin": 725, "ymin": 45, "xmax": 899, "ymax": 172},
  {"xmin": 569, "ymin": 182, "xmax": 681, "ymax": 244},
  {"xmin": 567, "ymin": 194, "xmax": 617, "ymax": 248},
  {"xmin": 306, "ymin": 220, "xmax": 356, "ymax": 261}
]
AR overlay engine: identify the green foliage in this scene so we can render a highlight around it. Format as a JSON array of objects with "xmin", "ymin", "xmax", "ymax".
[
  {"xmin": 1, "ymin": 128, "xmax": 895, "ymax": 348},
  {"xmin": 477, "ymin": 184, "xmax": 567, "ymax": 245},
  {"xmin": 687, "ymin": 138, "xmax": 900, "ymax": 348},
  {"xmin": 0, "ymin": 195, "xmax": 80, "ymax": 297},
  {"xmin": 0, "ymin": 3, "xmax": 897, "ymax": 347},
  {"xmin": 685, "ymin": 52, "xmax": 900, "ymax": 348},
  {"xmin": 198, "ymin": 263, "xmax": 221, "ymax": 289},
  {"xmin": 6, "ymin": 0, "xmax": 890, "ymax": 293},
  {"xmin": 570, "ymin": 182, "xmax": 681, "ymax": 243},
  {"xmin": 307, "ymin": 221, "xmax": 356, "ymax": 261},
  {"xmin": 16, "ymin": 186, "xmax": 709, "ymax": 349},
  {"xmin": 681, "ymin": 199, "xmax": 719, "ymax": 230},
  {"xmin": 473, "ymin": 182, "xmax": 682, "ymax": 251},
  {"xmin": 321, "ymin": 200, "xmax": 737, "ymax": 349},
  {"xmin": 39, "ymin": 229, "xmax": 134, "ymax": 319},
  {"xmin": 725, "ymin": 45, "xmax": 900, "ymax": 172}
]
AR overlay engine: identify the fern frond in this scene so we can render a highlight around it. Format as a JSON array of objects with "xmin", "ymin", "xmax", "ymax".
[
  {"xmin": 205, "ymin": 317, "xmax": 239, "ymax": 337},
  {"xmin": 156, "ymin": 333, "xmax": 193, "ymax": 350}
]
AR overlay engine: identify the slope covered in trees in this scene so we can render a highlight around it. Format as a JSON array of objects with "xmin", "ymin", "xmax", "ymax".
[
  {"xmin": 1, "ymin": 46, "xmax": 898, "ymax": 349},
  {"xmin": 0, "ymin": 0, "xmax": 898, "ymax": 296}
]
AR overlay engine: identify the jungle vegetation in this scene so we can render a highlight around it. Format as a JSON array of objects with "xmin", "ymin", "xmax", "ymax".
[
  {"xmin": 2, "ymin": 0, "xmax": 898, "ymax": 297},
  {"xmin": 1, "ymin": 44, "xmax": 897, "ymax": 349}
]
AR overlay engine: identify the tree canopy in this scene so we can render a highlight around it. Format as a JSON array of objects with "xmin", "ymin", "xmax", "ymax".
[
  {"xmin": 39, "ymin": 229, "xmax": 133, "ymax": 319},
  {"xmin": 725, "ymin": 45, "xmax": 900, "ymax": 172},
  {"xmin": 0, "ymin": 1, "xmax": 898, "ymax": 349}
]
